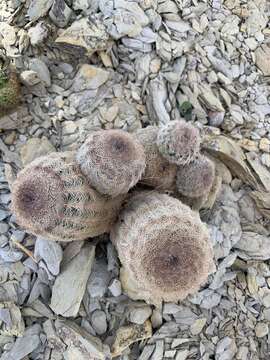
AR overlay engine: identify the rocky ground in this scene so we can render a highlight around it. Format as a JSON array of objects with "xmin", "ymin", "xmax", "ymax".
[{"xmin": 0, "ymin": 0, "xmax": 270, "ymax": 359}]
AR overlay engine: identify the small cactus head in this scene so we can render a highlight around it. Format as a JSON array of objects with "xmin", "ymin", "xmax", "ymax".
[
  {"xmin": 176, "ymin": 155, "xmax": 215, "ymax": 198},
  {"xmin": 0, "ymin": 66, "xmax": 21, "ymax": 116},
  {"xmin": 111, "ymin": 192, "xmax": 214, "ymax": 304},
  {"xmin": 11, "ymin": 152, "xmax": 124, "ymax": 241},
  {"xmin": 76, "ymin": 129, "xmax": 146, "ymax": 197},
  {"xmin": 156, "ymin": 120, "xmax": 200, "ymax": 165},
  {"xmin": 135, "ymin": 126, "xmax": 177, "ymax": 191}
]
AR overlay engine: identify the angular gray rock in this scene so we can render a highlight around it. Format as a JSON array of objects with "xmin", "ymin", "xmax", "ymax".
[
  {"xmin": 27, "ymin": 0, "xmax": 54, "ymax": 21},
  {"xmin": 49, "ymin": 0, "xmax": 73, "ymax": 28},
  {"xmin": 55, "ymin": 319, "xmax": 110, "ymax": 359},
  {"xmin": 234, "ymin": 232, "xmax": 270, "ymax": 260},
  {"xmin": 1, "ymin": 324, "xmax": 41, "ymax": 360},
  {"xmin": 54, "ymin": 16, "xmax": 111, "ymax": 57},
  {"xmin": 129, "ymin": 305, "xmax": 152, "ymax": 325},
  {"xmin": 91, "ymin": 310, "xmax": 107, "ymax": 335},
  {"xmin": 50, "ymin": 244, "xmax": 95, "ymax": 317},
  {"xmin": 34, "ymin": 237, "xmax": 63, "ymax": 276},
  {"xmin": 87, "ymin": 259, "xmax": 111, "ymax": 298}
]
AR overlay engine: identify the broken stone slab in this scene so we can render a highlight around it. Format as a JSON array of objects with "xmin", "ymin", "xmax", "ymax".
[
  {"xmin": 28, "ymin": 22, "xmax": 49, "ymax": 47},
  {"xmin": 21, "ymin": 299, "xmax": 54, "ymax": 319},
  {"xmin": 50, "ymin": 243, "xmax": 95, "ymax": 317},
  {"xmin": 0, "ymin": 302, "xmax": 25, "ymax": 336},
  {"xmin": 129, "ymin": 305, "xmax": 152, "ymax": 325},
  {"xmin": 111, "ymin": 320, "xmax": 152, "ymax": 357},
  {"xmin": 55, "ymin": 16, "xmax": 112, "ymax": 57},
  {"xmin": 234, "ymin": 232, "xmax": 270, "ymax": 260},
  {"xmin": 0, "ymin": 106, "xmax": 32, "ymax": 131},
  {"xmin": 49, "ymin": 0, "xmax": 73, "ymax": 28},
  {"xmin": 27, "ymin": 0, "xmax": 54, "ymax": 21},
  {"xmin": 1, "ymin": 324, "xmax": 41, "ymax": 360},
  {"xmin": 246, "ymin": 152, "xmax": 270, "ymax": 192},
  {"xmin": 198, "ymin": 84, "xmax": 225, "ymax": 112},
  {"xmin": 87, "ymin": 258, "xmax": 111, "ymax": 298},
  {"xmin": 146, "ymin": 76, "xmax": 170, "ymax": 125},
  {"xmin": 29, "ymin": 58, "xmax": 51, "ymax": 87},
  {"xmin": 250, "ymin": 190, "xmax": 270, "ymax": 219},
  {"xmin": 204, "ymin": 184, "xmax": 242, "ymax": 260},
  {"xmin": 71, "ymin": 64, "xmax": 110, "ymax": 92},
  {"xmin": 43, "ymin": 319, "xmax": 66, "ymax": 352},
  {"xmin": 255, "ymin": 45, "xmax": 270, "ymax": 76},
  {"xmin": 104, "ymin": 0, "xmax": 149, "ymax": 39},
  {"xmin": 20, "ymin": 137, "xmax": 56, "ymax": 166},
  {"xmin": 203, "ymin": 135, "xmax": 260, "ymax": 189},
  {"xmin": 34, "ymin": 237, "xmax": 63, "ymax": 276},
  {"xmin": 55, "ymin": 319, "xmax": 110, "ymax": 359},
  {"xmin": 215, "ymin": 336, "xmax": 237, "ymax": 360}
]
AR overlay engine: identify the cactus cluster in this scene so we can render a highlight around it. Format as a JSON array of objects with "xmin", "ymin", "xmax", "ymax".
[{"xmin": 11, "ymin": 123, "xmax": 215, "ymax": 304}]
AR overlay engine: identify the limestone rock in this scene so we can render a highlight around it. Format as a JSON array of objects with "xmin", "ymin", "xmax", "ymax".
[
  {"xmin": 129, "ymin": 306, "xmax": 152, "ymax": 325},
  {"xmin": 0, "ymin": 106, "xmax": 32, "ymax": 131},
  {"xmin": 29, "ymin": 58, "xmax": 51, "ymax": 87},
  {"xmin": 34, "ymin": 237, "xmax": 63, "ymax": 276},
  {"xmin": 55, "ymin": 319, "xmax": 110, "ymax": 359},
  {"xmin": 27, "ymin": 0, "xmax": 54, "ymax": 21},
  {"xmin": 112, "ymin": 321, "xmax": 152, "ymax": 357},
  {"xmin": 50, "ymin": 244, "xmax": 95, "ymax": 317},
  {"xmin": 71, "ymin": 64, "xmax": 110, "ymax": 92},
  {"xmin": 55, "ymin": 16, "xmax": 111, "ymax": 57},
  {"xmin": 20, "ymin": 70, "xmax": 40, "ymax": 86},
  {"xmin": 20, "ymin": 137, "xmax": 55, "ymax": 166},
  {"xmin": 255, "ymin": 45, "xmax": 270, "ymax": 76},
  {"xmin": 234, "ymin": 232, "xmax": 270, "ymax": 260},
  {"xmin": 49, "ymin": 0, "xmax": 73, "ymax": 28}
]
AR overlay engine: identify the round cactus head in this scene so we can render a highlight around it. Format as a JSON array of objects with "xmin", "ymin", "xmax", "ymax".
[
  {"xmin": 135, "ymin": 126, "xmax": 177, "ymax": 191},
  {"xmin": 12, "ymin": 166, "xmax": 64, "ymax": 233},
  {"xmin": 157, "ymin": 120, "xmax": 201, "ymax": 165},
  {"xmin": 0, "ymin": 68, "xmax": 21, "ymax": 116},
  {"xmin": 111, "ymin": 192, "xmax": 214, "ymax": 304},
  {"xmin": 76, "ymin": 129, "xmax": 146, "ymax": 197},
  {"xmin": 11, "ymin": 152, "xmax": 124, "ymax": 241},
  {"xmin": 176, "ymin": 155, "xmax": 215, "ymax": 198}
]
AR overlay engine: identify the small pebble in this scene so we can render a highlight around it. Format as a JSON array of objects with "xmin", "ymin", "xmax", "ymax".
[
  {"xmin": 20, "ymin": 70, "xmax": 41, "ymax": 86},
  {"xmin": 108, "ymin": 279, "xmax": 122, "ymax": 297},
  {"xmin": 255, "ymin": 322, "xmax": 268, "ymax": 338},
  {"xmin": 11, "ymin": 230, "xmax": 25, "ymax": 243},
  {"xmin": 91, "ymin": 310, "xmax": 107, "ymax": 335},
  {"xmin": 0, "ymin": 222, "xmax": 9, "ymax": 234},
  {"xmin": 129, "ymin": 306, "xmax": 152, "ymax": 325},
  {"xmin": 190, "ymin": 318, "xmax": 207, "ymax": 335}
]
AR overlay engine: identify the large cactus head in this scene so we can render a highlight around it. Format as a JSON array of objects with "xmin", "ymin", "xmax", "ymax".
[
  {"xmin": 157, "ymin": 120, "xmax": 200, "ymax": 165},
  {"xmin": 11, "ymin": 152, "xmax": 124, "ymax": 241},
  {"xmin": 176, "ymin": 155, "xmax": 215, "ymax": 198},
  {"xmin": 111, "ymin": 192, "xmax": 214, "ymax": 304},
  {"xmin": 76, "ymin": 129, "xmax": 146, "ymax": 197},
  {"xmin": 135, "ymin": 126, "xmax": 177, "ymax": 191}
]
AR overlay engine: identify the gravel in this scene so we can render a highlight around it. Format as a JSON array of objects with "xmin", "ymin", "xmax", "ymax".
[{"xmin": 0, "ymin": 0, "xmax": 270, "ymax": 358}]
